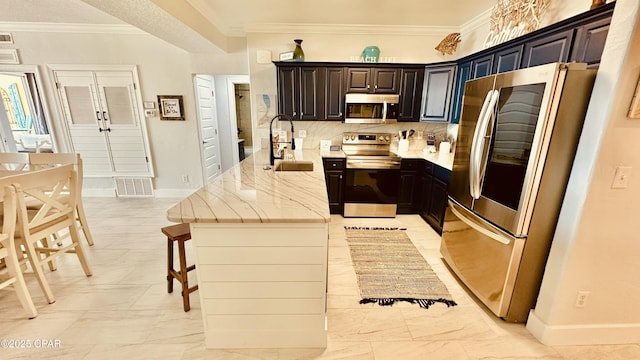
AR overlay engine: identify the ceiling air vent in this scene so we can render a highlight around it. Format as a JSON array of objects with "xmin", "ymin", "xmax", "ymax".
[
  {"xmin": 114, "ymin": 177, "xmax": 154, "ymax": 197},
  {"xmin": 0, "ymin": 33, "xmax": 13, "ymax": 44}
]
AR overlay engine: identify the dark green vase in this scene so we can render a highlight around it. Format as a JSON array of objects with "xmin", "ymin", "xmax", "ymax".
[{"xmin": 293, "ymin": 39, "xmax": 305, "ymax": 61}]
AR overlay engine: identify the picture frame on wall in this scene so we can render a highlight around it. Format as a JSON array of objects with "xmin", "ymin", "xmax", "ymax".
[{"xmin": 157, "ymin": 95, "xmax": 184, "ymax": 120}]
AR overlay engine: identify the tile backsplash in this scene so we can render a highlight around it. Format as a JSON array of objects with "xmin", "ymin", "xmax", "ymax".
[{"xmin": 259, "ymin": 121, "xmax": 457, "ymax": 151}]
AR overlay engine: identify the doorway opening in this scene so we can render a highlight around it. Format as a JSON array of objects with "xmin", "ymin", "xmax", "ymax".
[{"xmin": 234, "ymin": 83, "xmax": 252, "ymax": 160}]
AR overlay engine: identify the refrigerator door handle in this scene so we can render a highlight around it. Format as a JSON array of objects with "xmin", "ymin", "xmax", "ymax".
[
  {"xmin": 449, "ymin": 199, "xmax": 512, "ymax": 245},
  {"xmin": 470, "ymin": 90, "xmax": 500, "ymax": 199},
  {"xmin": 469, "ymin": 91, "xmax": 493, "ymax": 198}
]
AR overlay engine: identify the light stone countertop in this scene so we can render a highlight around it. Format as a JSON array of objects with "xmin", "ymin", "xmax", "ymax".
[
  {"xmin": 395, "ymin": 149, "xmax": 454, "ymax": 170},
  {"xmin": 321, "ymin": 148, "xmax": 454, "ymax": 171},
  {"xmin": 166, "ymin": 150, "xmax": 330, "ymax": 224}
]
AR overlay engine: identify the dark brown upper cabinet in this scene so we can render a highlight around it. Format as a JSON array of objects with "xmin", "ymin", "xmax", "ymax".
[
  {"xmin": 346, "ymin": 67, "xmax": 399, "ymax": 94},
  {"xmin": 276, "ymin": 65, "xmax": 324, "ymax": 120},
  {"xmin": 398, "ymin": 67, "xmax": 425, "ymax": 122},
  {"xmin": 324, "ymin": 67, "xmax": 346, "ymax": 121}
]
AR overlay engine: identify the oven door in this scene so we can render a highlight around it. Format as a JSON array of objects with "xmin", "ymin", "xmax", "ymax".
[{"xmin": 343, "ymin": 167, "xmax": 400, "ymax": 217}]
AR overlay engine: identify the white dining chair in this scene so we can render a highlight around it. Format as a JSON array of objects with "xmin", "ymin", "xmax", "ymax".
[
  {"xmin": 0, "ymin": 152, "xmax": 29, "ymax": 171},
  {"xmin": 10, "ymin": 164, "xmax": 92, "ymax": 304},
  {"xmin": 28, "ymin": 153, "xmax": 94, "ymax": 246},
  {"xmin": 0, "ymin": 183, "xmax": 38, "ymax": 318}
]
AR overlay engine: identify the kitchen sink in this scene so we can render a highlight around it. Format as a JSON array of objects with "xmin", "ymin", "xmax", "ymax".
[{"xmin": 274, "ymin": 160, "xmax": 314, "ymax": 171}]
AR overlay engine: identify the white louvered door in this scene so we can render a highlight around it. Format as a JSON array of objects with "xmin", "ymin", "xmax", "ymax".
[
  {"xmin": 94, "ymin": 71, "xmax": 149, "ymax": 174},
  {"xmin": 54, "ymin": 69, "xmax": 152, "ymax": 177},
  {"xmin": 54, "ymin": 70, "xmax": 112, "ymax": 175}
]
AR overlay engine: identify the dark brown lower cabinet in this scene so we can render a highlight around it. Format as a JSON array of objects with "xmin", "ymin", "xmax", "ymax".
[
  {"xmin": 418, "ymin": 161, "xmax": 451, "ymax": 235},
  {"xmin": 323, "ymin": 158, "xmax": 345, "ymax": 214}
]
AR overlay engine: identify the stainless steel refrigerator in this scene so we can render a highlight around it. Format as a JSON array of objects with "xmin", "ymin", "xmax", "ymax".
[{"xmin": 440, "ymin": 63, "xmax": 596, "ymax": 322}]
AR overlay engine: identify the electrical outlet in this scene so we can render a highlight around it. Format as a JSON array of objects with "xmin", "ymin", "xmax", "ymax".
[
  {"xmin": 575, "ymin": 291, "xmax": 590, "ymax": 308},
  {"xmin": 298, "ymin": 130, "xmax": 307, "ymax": 138},
  {"xmin": 181, "ymin": 174, "xmax": 190, "ymax": 183}
]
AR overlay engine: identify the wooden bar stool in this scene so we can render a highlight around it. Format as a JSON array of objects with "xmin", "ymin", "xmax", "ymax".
[{"xmin": 162, "ymin": 223, "xmax": 198, "ymax": 312}]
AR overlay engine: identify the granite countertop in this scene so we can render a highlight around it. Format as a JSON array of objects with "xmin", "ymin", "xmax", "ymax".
[
  {"xmin": 396, "ymin": 149, "xmax": 454, "ymax": 170},
  {"xmin": 166, "ymin": 150, "xmax": 330, "ymax": 224},
  {"xmin": 320, "ymin": 148, "xmax": 454, "ymax": 171}
]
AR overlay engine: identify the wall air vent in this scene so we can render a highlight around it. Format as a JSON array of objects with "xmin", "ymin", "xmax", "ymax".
[
  {"xmin": 0, "ymin": 33, "xmax": 13, "ymax": 44},
  {"xmin": 0, "ymin": 49, "xmax": 19, "ymax": 64},
  {"xmin": 114, "ymin": 177, "xmax": 154, "ymax": 197}
]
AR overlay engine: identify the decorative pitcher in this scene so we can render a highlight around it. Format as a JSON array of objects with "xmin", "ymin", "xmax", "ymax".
[
  {"xmin": 293, "ymin": 39, "xmax": 305, "ymax": 61},
  {"xmin": 362, "ymin": 46, "xmax": 380, "ymax": 63}
]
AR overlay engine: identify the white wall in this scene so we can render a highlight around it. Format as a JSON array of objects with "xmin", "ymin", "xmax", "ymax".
[
  {"xmin": 4, "ymin": 28, "xmax": 247, "ymax": 195},
  {"xmin": 527, "ymin": 0, "xmax": 640, "ymax": 345}
]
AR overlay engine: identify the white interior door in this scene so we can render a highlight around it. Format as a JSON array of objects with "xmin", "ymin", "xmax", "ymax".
[
  {"xmin": 53, "ymin": 70, "xmax": 112, "ymax": 175},
  {"xmin": 94, "ymin": 71, "xmax": 149, "ymax": 174},
  {"xmin": 54, "ymin": 68, "xmax": 152, "ymax": 177},
  {"xmin": 194, "ymin": 75, "xmax": 222, "ymax": 183}
]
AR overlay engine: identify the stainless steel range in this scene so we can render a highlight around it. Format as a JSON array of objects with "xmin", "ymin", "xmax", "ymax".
[{"xmin": 342, "ymin": 132, "xmax": 401, "ymax": 218}]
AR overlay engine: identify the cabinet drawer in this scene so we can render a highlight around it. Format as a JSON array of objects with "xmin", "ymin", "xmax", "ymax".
[
  {"xmin": 323, "ymin": 158, "xmax": 345, "ymax": 170},
  {"xmin": 422, "ymin": 161, "xmax": 434, "ymax": 174},
  {"xmin": 401, "ymin": 159, "xmax": 421, "ymax": 170},
  {"xmin": 434, "ymin": 165, "xmax": 451, "ymax": 182}
]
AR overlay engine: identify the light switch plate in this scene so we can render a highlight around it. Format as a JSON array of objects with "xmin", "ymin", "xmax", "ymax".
[{"xmin": 612, "ymin": 166, "xmax": 632, "ymax": 189}]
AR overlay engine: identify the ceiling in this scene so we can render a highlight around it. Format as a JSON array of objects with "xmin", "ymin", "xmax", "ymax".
[
  {"xmin": 0, "ymin": 0, "xmax": 497, "ymax": 53},
  {"xmin": 186, "ymin": 0, "xmax": 497, "ymax": 35}
]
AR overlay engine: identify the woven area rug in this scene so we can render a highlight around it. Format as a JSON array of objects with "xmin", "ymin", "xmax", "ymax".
[{"xmin": 345, "ymin": 226, "xmax": 457, "ymax": 309}]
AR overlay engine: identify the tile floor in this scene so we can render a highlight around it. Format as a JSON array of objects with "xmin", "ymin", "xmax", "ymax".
[{"xmin": 1, "ymin": 197, "xmax": 639, "ymax": 359}]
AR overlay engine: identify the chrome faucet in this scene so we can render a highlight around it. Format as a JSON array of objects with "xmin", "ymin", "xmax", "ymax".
[{"xmin": 269, "ymin": 114, "xmax": 296, "ymax": 165}]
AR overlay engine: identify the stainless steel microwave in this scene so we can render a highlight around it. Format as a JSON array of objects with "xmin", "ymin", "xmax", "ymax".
[{"xmin": 344, "ymin": 94, "xmax": 399, "ymax": 124}]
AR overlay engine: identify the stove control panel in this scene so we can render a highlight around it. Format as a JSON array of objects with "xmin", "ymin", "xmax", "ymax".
[{"xmin": 343, "ymin": 132, "xmax": 392, "ymax": 145}]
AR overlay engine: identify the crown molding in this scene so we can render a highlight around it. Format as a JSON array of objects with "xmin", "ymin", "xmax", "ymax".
[
  {"xmin": 0, "ymin": 21, "xmax": 146, "ymax": 35},
  {"xmin": 245, "ymin": 23, "xmax": 458, "ymax": 37},
  {"xmin": 460, "ymin": 7, "xmax": 492, "ymax": 35}
]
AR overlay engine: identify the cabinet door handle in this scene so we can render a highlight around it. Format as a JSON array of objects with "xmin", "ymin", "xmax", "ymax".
[
  {"xmin": 103, "ymin": 111, "xmax": 108, "ymax": 122},
  {"xmin": 96, "ymin": 111, "xmax": 101, "ymax": 122},
  {"xmin": 301, "ymin": 112, "xmax": 304, "ymax": 117}
]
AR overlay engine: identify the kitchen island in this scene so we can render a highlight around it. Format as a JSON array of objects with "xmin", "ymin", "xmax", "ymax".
[{"xmin": 166, "ymin": 150, "xmax": 330, "ymax": 349}]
